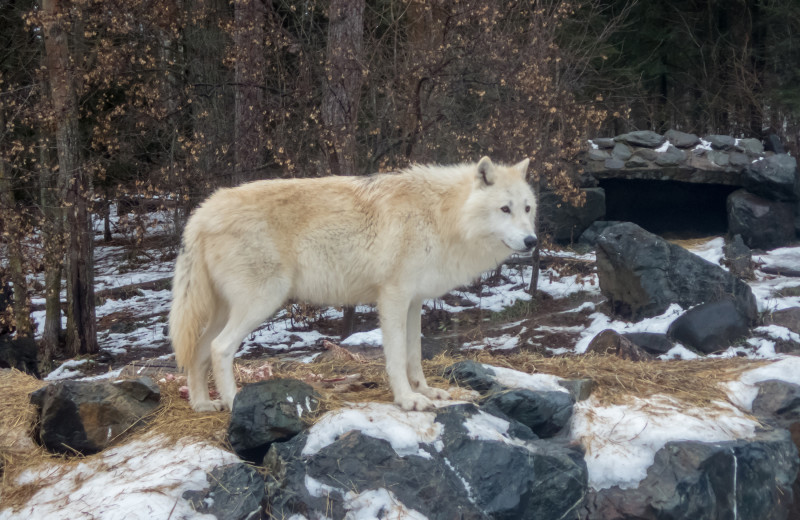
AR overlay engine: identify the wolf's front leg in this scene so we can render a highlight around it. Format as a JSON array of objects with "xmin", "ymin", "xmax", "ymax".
[
  {"xmin": 379, "ymin": 291, "xmax": 434, "ymax": 411},
  {"xmin": 406, "ymin": 299, "xmax": 451, "ymax": 401}
]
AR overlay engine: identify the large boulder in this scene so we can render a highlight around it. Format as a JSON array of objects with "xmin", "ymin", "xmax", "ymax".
[
  {"xmin": 743, "ymin": 154, "xmax": 799, "ymax": 201},
  {"xmin": 539, "ymin": 188, "xmax": 606, "ymax": 243},
  {"xmin": 182, "ymin": 463, "xmax": 266, "ymax": 520},
  {"xmin": 266, "ymin": 403, "xmax": 588, "ymax": 520},
  {"xmin": 582, "ymin": 429, "xmax": 799, "ymax": 520},
  {"xmin": 664, "ymin": 129, "xmax": 700, "ymax": 149},
  {"xmin": 615, "ymin": 131, "xmax": 665, "ymax": 148},
  {"xmin": 228, "ymin": 379, "xmax": 321, "ymax": 464},
  {"xmin": 481, "ymin": 388, "xmax": 574, "ymax": 438},
  {"xmin": 30, "ymin": 377, "xmax": 161, "ymax": 455},
  {"xmin": 595, "ymin": 222, "xmax": 758, "ymax": 322},
  {"xmin": 727, "ymin": 189, "xmax": 795, "ymax": 250},
  {"xmin": 0, "ymin": 335, "xmax": 39, "ymax": 378},
  {"xmin": 667, "ymin": 299, "xmax": 750, "ymax": 353}
]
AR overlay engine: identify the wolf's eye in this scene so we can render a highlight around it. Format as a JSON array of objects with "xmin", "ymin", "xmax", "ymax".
[
  {"xmin": 501, "ymin": 205, "xmax": 511, "ymax": 214},
  {"xmin": 525, "ymin": 205, "xmax": 531, "ymax": 213}
]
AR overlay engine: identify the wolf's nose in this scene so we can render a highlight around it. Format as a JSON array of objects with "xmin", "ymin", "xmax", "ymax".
[{"xmin": 524, "ymin": 235, "xmax": 538, "ymax": 250}]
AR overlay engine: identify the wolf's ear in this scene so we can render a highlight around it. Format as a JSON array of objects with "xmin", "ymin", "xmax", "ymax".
[
  {"xmin": 514, "ymin": 158, "xmax": 530, "ymax": 179},
  {"xmin": 477, "ymin": 156, "xmax": 495, "ymax": 186}
]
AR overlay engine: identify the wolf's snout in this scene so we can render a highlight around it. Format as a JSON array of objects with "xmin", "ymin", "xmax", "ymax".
[{"xmin": 524, "ymin": 235, "xmax": 538, "ymax": 250}]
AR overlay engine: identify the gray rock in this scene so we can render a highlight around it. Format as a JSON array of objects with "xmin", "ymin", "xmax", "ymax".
[
  {"xmin": 539, "ymin": 188, "xmax": 606, "ymax": 244},
  {"xmin": 633, "ymin": 148, "xmax": 659, "ymax": 161},
  {"xmin": 622, "ymin": 332, "xmax": 675, "ymax": 355},
  {"xmin": 481, "ymin": 388, "xmax": 574, "ymax": 438},
  {"xmin": 0, "ymin": 336, "xmax": 39, "ymax": 378},
  {"xmin": 766, "ymin": 133, "xmax": 785, "ymax": 153},
  {"xmin": 616, "ymin": 131, "xmax": 665, "ymax": 148},
  {"xmin": 611, "ymin": 142, "xmax": 632, "ymax": 161},
  {"xmin": 667, "ymin": 299, "xmax": 750, "ymax": 354},
  {"xmin": 585, "ymin": 329, "xmax": 654, "ymax": 361},
  {"xmin": 736, "ymin": 138, "xmax": 764, "ymax": 155},
  {"xmin": 582, "ymin": 429, "xmax": 799, "ymax": 520},
  {"xmin": 30, "ymin": 377, "xmax": 161, "ymax": 455},
  {"xmin": 591, "ymin": 138, "xmax": 616, "ymax": 149},
  {"xmin": 707, "ymin": 149, "xmax": 730, "ymax": 167},
  {"xmin": 727, "ymin": 189, "xmax": 795, "ymax": 250},
  {"xmin": 654, "ymin": 145, "xmax": 687, "ymax": 166},
  {"xmin": 743, "ymin": 154, "xmax": 799, "ymax": 201},
  {"xmin": 752, "ymin": 380, "xmax": 800, "ymax": 424},
  {"xmin": 228, "ymin": 379, "xmax": 320, "ymax": 464},
  {"xmin": 764, "ymin": 307, "xmax": 800, "ymax": 335},
  {"xmin": 729, "ymin": 151, "xmax": 750, "ymax": 167},
  {"xmin": 578, "ymin": 220, "xmax": 625, "ymax": 246},
  {"xmin": 595, "ymin": 222, "xmax": 758, "ymax": 322},
  {"xmin": 604, "ymin": 158, "xmax": 625, "ymax": 170},
  {"xmin": 182, "ymin": 463, "xmax": 266, "ymax": 520},
  {"xmin": 444, "ymin": 360, "xmax": 498, "ymax": 394},
  {"xmin": 587, "ymin": 148, "xmax": 611, "ymax": 161},
  {"xmin": 722, "ymin": 234, "xmax": 754, "ymax": 280},
  {"xmin": 705, "ymin": 134, "xmax": 736, "ymax": 150},
  {"xmin": 664, "ymin": 129, "xmax": 700, "ymax": 148},
  {"xmin": 624, "ymin": 155, "xmax": 650, "ymax": 168}
]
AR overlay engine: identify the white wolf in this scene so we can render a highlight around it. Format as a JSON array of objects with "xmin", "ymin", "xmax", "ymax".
[{"xmin": 169, "ymin": 156, "xmax": 537, "ymax": 412}]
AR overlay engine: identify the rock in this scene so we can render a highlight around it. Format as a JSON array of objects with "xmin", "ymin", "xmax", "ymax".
[
  {"xmin": 29, "ymin": 377, "xmax": 161, "ymax": 455},
  {"xmin": 616, "ymin": 131, "xmax": 665, "ymax": 148},
  {"xmin": 266, "ymin": 404, "xmax": 589, "ymax": 520},
  {"xmin": 228, "ymin": 379, "xmax": 320, "ymax": 464},
  {"xmin": 182, "ymin": 463, "xmax": 266, "ymax": 520},
  {"xmin": 722, "ymin": 234, "xmax": 754, "ymax": 280},
  {"xmin": 481, "ymin": 388, "xmax": 574, "ymax": 438},
  {"xmin": 707, "ymin": 149, "xmax": 730, "ymax": 167},
  {"xmin": 587, "ymin": 148, "xmax": 611, "ymax": 161},
  {"xmin": 752, "ymin": 380, "xmax": 800, "ymax": 424},
  {"xmin": 664, "ymin": 129, "xmax": 700, "ymax": 148},
  {"xmin": 704, "ymin": 134, "xmax": 736, "ymax": 150},
  {"xmin": 611, "ymin": 142, "xmax": 632, "ymax": 161},
  {"xmin": 654, "ymin": 145, "xmax": 686, "ymax": 166},
  {"xmin": 539, "ymin": 188, "xmax": 606, "ymax": 244},
  {"xmin": 729, "ymin": 151, "xmax": 750, "ymax": 167},
  {"xmin": 622, "ymin": 332, "xmax": 675, "ymax": 355},
  {"xmin": 667, "ymin": 299, "xmax": 750, "ymax": 353},
  {"xmin": 582, "ymin": 429, "xmax": 799, "ymax": 520},
  {"xmin": 743, "ymin": 154, "xmax": 799, "ymax": 201},
  {"xmin": 585, "ymin": 329, "xmax": 654, "ymax": 361},
  {"xmin": 764, "ymin": 307, "xmax": 800, "ymax": 335},
  {"xmin": 0, "ymin": 335, "xmax": 39, "ymax": 378},
  {"xmin": 558, "ymin": 378, "xmax": 595, "ymax": 401},
  {"xmin": 595, "ymin": 222, "xmax": 758, "ymax": 322},
  {"xmin": 766, "ymin": 133, "xmax": 785, "ymax": 154},
  {"xmin": 444, "ymin": 360, "xmax": 498, "ymax": 394},
  {"xmin": 633, "ymin": 148, "xmax": 659, "ymax": 161},
  {"xmin": 624, "ymin": 155, "xmax": 650, "ymax": 168},
  {"xmin": 727, "ymin": 189, "xmax": 795, "ymax": 250},
  {"xmin": 604, "ymin": 158, "xmax": 625, "ymax": 170},
  {"xmin": 578, "ymin": 220, "xmax": 624, "ymax": 246},
  {"xmin": 736, "ymin": 138, "xmax": 764, "ymax": 155},
  {"xmin": 591, "ymin": 138, "xmax": 615, "ymax": 149}
]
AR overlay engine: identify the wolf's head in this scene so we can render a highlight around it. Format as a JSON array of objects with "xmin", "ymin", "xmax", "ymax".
[{"xmin": 463, "ymin": 156, "xmax": 537, "ymax": 254}]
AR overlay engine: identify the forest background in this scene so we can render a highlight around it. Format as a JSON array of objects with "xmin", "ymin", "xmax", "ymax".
[{"xmin": 1, "ymin": 0, "xmax": 799, "ymax": 371}]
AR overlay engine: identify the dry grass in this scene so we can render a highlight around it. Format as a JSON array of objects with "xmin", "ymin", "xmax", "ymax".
[{"xmin": 0, "ymin": 351, "xmax": 769, "ymax": 510}]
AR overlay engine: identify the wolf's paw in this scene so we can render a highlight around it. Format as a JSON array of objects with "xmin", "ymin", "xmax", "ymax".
[
  {"xmin": 420, "ymin": 386, "xmax": 451, "ymax": 401},
  {"xmin": 396, "ymin": 392, "xmax": 435, "ymax": 411},
  {"xmin": 192, "ymin": 399, "xmax": 226, "ymax": 412}
]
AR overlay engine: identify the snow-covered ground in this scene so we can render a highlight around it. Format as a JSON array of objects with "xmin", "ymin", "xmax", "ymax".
[{"xmin": 5, "ymin": 207, "xmax": 800, "ymax": 519}]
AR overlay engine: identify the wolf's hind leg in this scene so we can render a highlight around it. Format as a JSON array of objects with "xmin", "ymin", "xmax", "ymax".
[
  {"xmin": 406, "ymin": 300, "xmax": 451, "ymax": 402},
  {"xmin": 187, "ymin": 309, "xmax": 228, "ymax": 412},
  {"xmin": 210, "ymin": 286, "xmax": 288, "ymax": 410}
]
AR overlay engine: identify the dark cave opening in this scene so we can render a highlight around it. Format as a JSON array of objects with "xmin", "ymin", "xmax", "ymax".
[{"xmin": 599, "ymin": 178, "xmax": 739, "ymax": 239}]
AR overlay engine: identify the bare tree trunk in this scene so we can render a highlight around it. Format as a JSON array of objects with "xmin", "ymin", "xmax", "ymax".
[
  {"xmin": 39, "ymin": 134, "xmax": 66, "ymax": 368},
  {"xmin": 322, "ymin": 0, "xmax": 365, "ymax": 177},
  {"xmin": 42, "ymin": 0, "xmax": 97, "ymax": 356},
  {"xmin": 0, "ymin": 110, "xmax": 33, "ymax": 337},
  {"xmin": 233, "ymin": 0, "xmax": 266, "ymax": 185}
]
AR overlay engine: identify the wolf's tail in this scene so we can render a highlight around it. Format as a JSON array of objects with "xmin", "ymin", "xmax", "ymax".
[{"xmin": 169, "ymin": 222, "xmax": 215, "ymax": 370}]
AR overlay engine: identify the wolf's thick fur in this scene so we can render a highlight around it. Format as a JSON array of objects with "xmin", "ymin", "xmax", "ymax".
[{"xmin": 170, "ymin": 156, "xmax": 537, "ymax": 411}]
